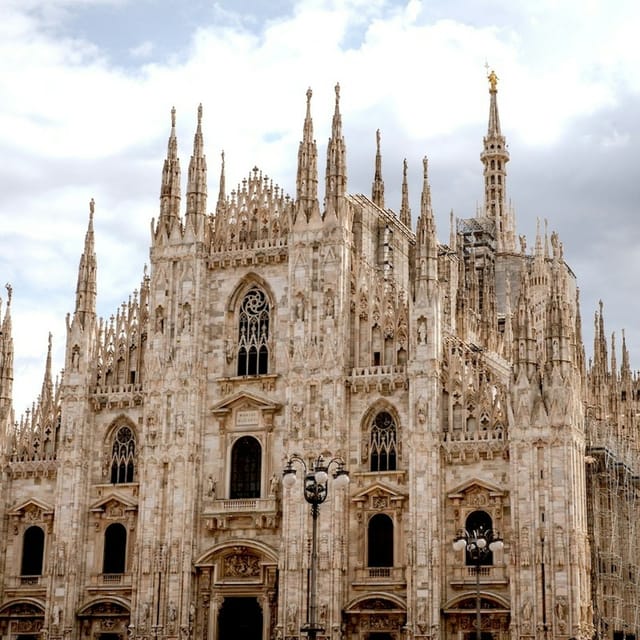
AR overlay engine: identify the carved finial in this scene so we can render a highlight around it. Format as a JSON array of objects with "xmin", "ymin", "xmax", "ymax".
[
  {"xmin": 197, "ymin": 103, "xmax": 203, "ymax": 124},
  {"xmin": 89, "ymin": 198, "xmax": 95, "ymax": 215},
  {"xmin": 5, "ymin": 283, "xmax": 12, "ymax": 304},
  {"xmin": 488, "ymin": 68, "xmax": 498, "ymax": 92},
  {"xmin": 48, "ymin": 332, "xmax": 52, "ymax": 352},
  {"xmin": 306, "ymin": 87, "xmax": 312, "ymax": 104},
  {"xmin": 334, "ymin": 82, "xmax": 340, "ymax": 104},
  {"xmin": 403, "ymin": 158, "xmax": 407, "ymax": 177},
  {"xmin": 423, "ymin": 156, "xmax": 428, "ymax": 178},
  {"xmin": 376, "ymin": 129, "xmax": 381, "ymax": 150},
  {"xmin": 171, "ymin": 106, "xmax": 176, "ymax": 128}
]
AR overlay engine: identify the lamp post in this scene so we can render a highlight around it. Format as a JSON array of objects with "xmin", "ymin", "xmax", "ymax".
[
  {"xmin": 453, "ymin": 527, "xmax": 504, "ymax": 640},
  {"xmin": 283, "ymin": 454, "xmax": 350, "ymax": 640}
]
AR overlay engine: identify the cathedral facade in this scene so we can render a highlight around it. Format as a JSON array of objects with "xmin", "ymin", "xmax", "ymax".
[{"xmin": 0, "ymin": 77, "xmax": 638, "ymax": 640}]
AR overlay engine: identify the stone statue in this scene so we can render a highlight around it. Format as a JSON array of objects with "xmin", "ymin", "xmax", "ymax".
[{"xmin": 207, "ymin": 476, "xmax": 216, "ymax": 498}]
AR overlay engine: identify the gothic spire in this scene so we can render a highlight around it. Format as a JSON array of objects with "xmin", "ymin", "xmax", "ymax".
[
  {"xmin": 216, "ymin": 151, "xmax": 226, "ymax": 216},
  {"xmin": 295, "ymin": 88, "xmax": 320, "ymax": 225},
  {"xmin": 40, "ymin": 332, "xmax": 53, "ymax": 407},
  {"xmin": 415, "ymin": 157, "xmax": 437, "ymax": 286},
  {"xmin": 74, "ymin": 199, "xmax": 97, "ymax": 329},
  {"xmin": 0, "ymin": 284, "xmax": 14, "ymax": 408},
  {"xmin": 371, "ymin": 129, "xmax": 385, "ymax": 209},
  {"xmin": 480, "ymin": 69, "xmax": 514, "ymax": 252},
  {"xmin": 324, "ymin": 83, "xmax": 347, "ymax": 220},
  {"xmin": 399, "ymin": 159, "xmax": 411, "ymax": 229},
  {"xmin": 159, "ymin": 106, "xmax": 181, "ymax": 228},
  {"xmin": 186, "ymin": 103, "xmax": 207, "ymax": 227}
]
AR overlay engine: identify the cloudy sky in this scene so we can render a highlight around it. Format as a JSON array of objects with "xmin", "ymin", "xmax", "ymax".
[{"xmin": 1, "ymin": 0, "xmax": 639, "ymax": 415}]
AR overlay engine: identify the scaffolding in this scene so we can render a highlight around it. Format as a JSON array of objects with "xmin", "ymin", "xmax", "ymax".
[{"xmin": 586, "ymin": 444, "xmax": 640, "ymax": 639}]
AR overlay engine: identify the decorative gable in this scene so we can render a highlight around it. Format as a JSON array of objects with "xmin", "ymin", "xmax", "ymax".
[
  {"xmin": 89, "ymin": 493, "xmax": 138, "ymax": 520},
  {"xmin": 447, "ymin": 477, "xmax": 506, "ymax": 504},
  {"xmin": 211, "ymin": 391, "xmax": 281, "ymax": 433},
  {"xmin": 8, "ymin": 498, "xmax": 55, "ymax": 534},
  {"xmin": 352, "ymin": 482, "xmax": 407, "ymax": 513}
]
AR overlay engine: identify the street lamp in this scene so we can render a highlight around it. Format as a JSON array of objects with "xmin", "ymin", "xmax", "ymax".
[
  {"xmin": 283, "ymin": 454, "xmax": 350, "ymax": 640},
  {"xmin": 453, "ymin": 527, "xmax": 504, "ymax": 640}
]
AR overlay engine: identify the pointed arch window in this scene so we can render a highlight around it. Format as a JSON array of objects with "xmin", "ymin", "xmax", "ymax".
[
  {"xmin": 370, "ymin": 411, "xmax": 397, "ymax": 472},
  {"xmin": 103, "ymin": 523, "xmax": 127, "ymax": 574},
  {"xmin": 368, "ymin": 514, "xmax": 393, "ymax": 567},
  {"xmin": 237, "ymin": 287, "xmax": 270, "ymax": 376},
  {"xmin": 110, "ymin": 425, "xmax": 136, "ymax": 484},
  {"xmin": 21, "ymin": 526, "xmax": 45, "ymax": 576},
  {"xmin": 230, "ymin": 436, "xmax": 262, "ymax": 499}
]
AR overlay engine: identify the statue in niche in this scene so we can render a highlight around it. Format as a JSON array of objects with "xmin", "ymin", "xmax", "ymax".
[
  {"xmin": 52, "ymin": 605, "xmax": 61, "ymax": 628},
  {"xmin": 295, "ymin": 296, "xmax": 305, "ymax": 321},
  {"xmin": 207, "ymin": 476, "xmax": 216, "ymax": 498},
  {"xmin": 325, "ymin": 293, "xmax": 335, "ymax": 318},
  {"xmin": 269, "ymin": 473, "xmax": 279, "ymax": 497},
  {"xmin": 418, "ymin": 320, "xmax": 426, "ymax": 345},
  {"xmin": 555, "ymin": 597, "xmax": 567, "ymax": 631},
  {"xmin": 286, "ymin": 603, "xmax": 297, "ymax": 634},
  {"xmin": 416, "ymin": 397, "xmax": 427, "ymax": 424},
  {"xmin": 521, "ymin": 596, "xmax": 532, "ymax": 632},
  {"xmin": 55, "ymin": 543, "xmax": 66, "ymax": 576},
  {"xmin": 182, "ymin": 304, "xmax": 191, "ymax": 332},
  {"xmin": 141, "ymin": 601, "xmax": 150, "ymax": 628}
]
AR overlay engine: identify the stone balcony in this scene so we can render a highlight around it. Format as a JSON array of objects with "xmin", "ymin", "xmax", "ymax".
[
  {"xmin": 86, "ymin": 573, "xmax": 133, "ymax": 593},
  {"xmin": 203, "ymin": 497, "xmax": 279, "ymax": 531},
  {"xmin": 352, "ymin": 566, "xmax": 406, "ymax": 588},
  {"xmin": 91, "ymin": 383, "xmax": 144, "ymax": 411},
  {"xmin": 449, "ymin": 564, "xmax": 508, "ymax": 587},
  {"xmin": 347, "ymin": 365, "xmax": 407, "ymax": 394},
  {"xmin": 4, "ymin": 575, "xmax": 47, "ymax": 599}
]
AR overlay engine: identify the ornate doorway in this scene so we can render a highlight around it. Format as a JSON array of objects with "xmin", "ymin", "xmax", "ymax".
[
  {"xmin": 218, "ymin": 597, "xmax": 262, "ymax": 640},
  {"xmin": 77, "ymin": 599, "xmax": 130, "ymax": 640},
  {"xmin": 343, "ymin": 596, "xmax": 406, "ymax": 639},
  {"xmin": 0, "ymin": 601, "xmax": 44, "ymax": 639},
  {"xmin": 443, "ymin": 594, "xmax": 510, "ymax": 640}
]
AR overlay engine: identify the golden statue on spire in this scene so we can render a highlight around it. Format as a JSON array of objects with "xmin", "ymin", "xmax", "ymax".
[{"xmin": 488, "ymin": 68, "xmax": 498, "ymax": 91}]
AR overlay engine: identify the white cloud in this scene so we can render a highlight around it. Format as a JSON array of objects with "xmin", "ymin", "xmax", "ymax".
[
  {"xmin": 2, "ymin": 0, "xmax": 640, "ymax": 412},
  {"xmin": 130, "ymin": 40, "xmax": 154, "ymax": 59}
]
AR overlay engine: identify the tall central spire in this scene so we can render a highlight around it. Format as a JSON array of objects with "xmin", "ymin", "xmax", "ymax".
[{"xmin": 480, "ymin": 69, "xmax": 515, "ymax": 252}]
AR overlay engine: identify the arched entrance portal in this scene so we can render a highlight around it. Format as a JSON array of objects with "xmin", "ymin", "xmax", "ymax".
[
  {"xmin": 343, "ymin": 595, "xmax": 406, "ymax": 639},
  {"xmin": 443, "ymin": 594, "xmax": 510, "ymax": 640},
  {"xmin": 194, "ymin": 541, "xmax": 278, "ymax": 640},
  {"xmin": 218, "ymin": 597, "xmax": 262, "ymax": 640}
]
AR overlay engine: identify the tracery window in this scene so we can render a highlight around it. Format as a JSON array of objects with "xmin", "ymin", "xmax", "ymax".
[
  {"xmin": 230, "ymin": 436, "xmax": 262, "ymax": 499},
  {"xmin": 103, "ymin": 523, "xmax": 127, "ymax": 574},
  {"xmin": 368, "ymin": 513, "xmax": 393, "ymax": 567},
  {"xmin": 21, "ymin": 526, "xmax": 45, "ymax": 576},
  {"xmin": 237, "ymin": 288, "xmax": 270, "ymax": 376},
  {"xmin": 110, "ymin": 425, "xmax": 136, "ymax": 484},
  {"xmin": 370, "ymin": 411, "xmax": 397, "ymax": 472}
]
